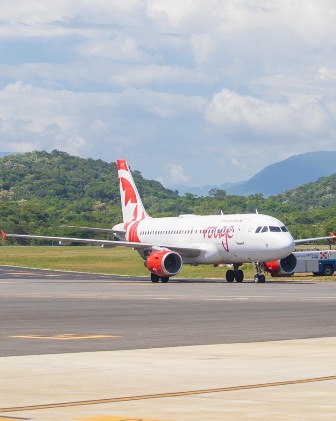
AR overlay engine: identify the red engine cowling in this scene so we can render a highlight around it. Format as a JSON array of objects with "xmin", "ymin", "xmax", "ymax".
[
  {"xmin": 145, "ymin": 250, "xmax": 183, "ymax": 278},
  {"xmin": 264, "ymin": 253, "xmax": 297, "ymax": 277}
]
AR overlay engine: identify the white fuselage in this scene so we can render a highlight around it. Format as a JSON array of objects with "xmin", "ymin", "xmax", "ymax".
[{"xmin": 121, "ymin": 213, "xmax": 295, "ymax": 265}]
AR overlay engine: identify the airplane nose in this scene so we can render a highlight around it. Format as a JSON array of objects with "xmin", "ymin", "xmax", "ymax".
[{"xmin": 280, "ymin": 234, "xmax": 295, "ymax": 255}]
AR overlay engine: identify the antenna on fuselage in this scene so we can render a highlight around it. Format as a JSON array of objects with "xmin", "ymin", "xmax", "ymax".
[{"xmin": 255, "ymin": 209, "xmax": 259, "ymax": 214}]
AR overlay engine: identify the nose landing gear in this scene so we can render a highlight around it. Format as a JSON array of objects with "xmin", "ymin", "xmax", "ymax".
[{"xmin": 254, "ymin": 262, "xmax": 266, "ymax": 283}]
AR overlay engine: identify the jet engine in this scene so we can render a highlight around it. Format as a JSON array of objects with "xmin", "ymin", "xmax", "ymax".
[
  {"xmin": 264, "ymin": 253, "xmax": 297, "ymax": 277},
  {"xmin": 145, "ymin": 250, "xmax": 183, "ymax": 278}
]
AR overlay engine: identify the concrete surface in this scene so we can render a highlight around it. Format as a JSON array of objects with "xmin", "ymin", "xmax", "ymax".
[{"xmin": 1, "ymin": 337, "xmax": 336, "ymax": 420}]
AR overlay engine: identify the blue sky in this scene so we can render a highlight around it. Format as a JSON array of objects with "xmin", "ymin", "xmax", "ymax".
[{"xmin": 0, "ymin": 0, "xmax": 336, "ymax": 187}]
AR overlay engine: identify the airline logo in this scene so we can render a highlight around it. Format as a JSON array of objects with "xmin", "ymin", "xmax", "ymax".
[
  {"xmin": 117, "ymin": 159, "xmax": 146, "ymax": 240},
  {"xmin": 203, "ymin": 224, "xmax": 235, "ymax": 252}
]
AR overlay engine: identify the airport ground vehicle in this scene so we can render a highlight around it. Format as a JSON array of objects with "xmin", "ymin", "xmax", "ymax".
[
  {"xmin": 266, "ymin": 249, "xmax": 336, "ymax": 276},
  {"xmin": 293, "ymin": 250, "xmax": 336, "ymax": 276}
]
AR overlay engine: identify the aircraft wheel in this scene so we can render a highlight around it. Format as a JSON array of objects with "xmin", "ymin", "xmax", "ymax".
[
  {"xmin": 226, "ymin": 270, "xmax": 235, "ymax": 282},
  {"xmin": 161, "ymin": 277, "xmax": 169, "ymax": 283},
  {"xmin": 254, "ymin": 274, "xmax": 265, "ymax": 283},
  {"xmin": 235, "ymin": 270, "xmax": 244, "ymax": 282},
  {"xmin": 151, "ymin": 273, "xmax": 160, "ymax": 283}
]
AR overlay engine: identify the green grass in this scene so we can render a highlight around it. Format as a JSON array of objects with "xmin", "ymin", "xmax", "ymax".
[
  {"xmin": 0, "ymin": 245, "xmax": 256, "ymax": 279},
  {"xmin": 0, "ymin": 245, "xmax": 334, "ymax": 281}
]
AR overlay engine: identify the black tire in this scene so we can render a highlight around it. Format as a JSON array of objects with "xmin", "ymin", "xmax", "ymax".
[
  {"xmin": 254, "ymin": 274, "xmax": 265, "ymax": 283},
  {"xmin": 323, "ymin": 265, "xmax": 334, "ymax": 276},
  {"xmin": 151, "ymin": 273, "xmax": 160, "ymax": 283},
  {"xmin": 161, "ymin": 277, "xmax": 169, "ymax": 283},
  {"xmin": 226, "ymin": 270, "xmax": 235, "ymax": 282},
  {"xmin": 235, "ymin": 270, "xmax": 244, "ymax": 282}
]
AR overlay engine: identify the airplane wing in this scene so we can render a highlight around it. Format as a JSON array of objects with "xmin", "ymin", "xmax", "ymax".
[
  {"xmin": 2, "ymin": 232, "xmax": 202, "ymax": 259},
  {"xmin": 60, "ymin": 225, "xmax": 125, "ymax": 235},
  {"xmin": 294, "ymin": 234, "xmax": 336, "ymax": 245}
]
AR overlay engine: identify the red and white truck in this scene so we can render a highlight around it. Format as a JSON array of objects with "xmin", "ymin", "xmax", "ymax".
[
  {"xmin": 293, "ymin": 250, "xmax": 336, "ymax": 276},
  {"xmin": 265, "ymin": 250, "xmax": 336, "ymax": 277}
]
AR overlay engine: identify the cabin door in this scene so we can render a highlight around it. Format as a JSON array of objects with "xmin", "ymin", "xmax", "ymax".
[{"xmin": 236, "ymin": 219, "xmax": 248, "ymax": 245}]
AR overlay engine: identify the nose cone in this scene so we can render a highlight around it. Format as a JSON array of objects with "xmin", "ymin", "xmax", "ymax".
[{"xmin": 276, "ymin": 233, "xmax": 295, "ymax": 258}]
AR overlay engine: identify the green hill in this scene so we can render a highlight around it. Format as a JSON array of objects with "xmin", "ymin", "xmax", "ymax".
[
  {"xmin": 272, "ymin": 173, "xmax": 336, "ymax": 210},
  {"xmin": 0, "ymin": 150, "xmax": 178, "ymax": 237},
  {"xmin": 0, "ymin": 150, "xmax": 335, "ymax": 241},
  {"xmin": 0, "ymin": 150, "xmax": 176, "ymax": 202}
]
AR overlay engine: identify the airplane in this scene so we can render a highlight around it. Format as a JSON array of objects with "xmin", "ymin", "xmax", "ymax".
[{"xmin": 2, "ymin": 159, "xmax": 336, "ymax": 283}]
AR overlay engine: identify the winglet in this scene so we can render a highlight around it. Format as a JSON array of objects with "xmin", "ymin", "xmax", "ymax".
[{"xmin": 1, "ymin": 230, "xmax": 6, "ymax": 241}]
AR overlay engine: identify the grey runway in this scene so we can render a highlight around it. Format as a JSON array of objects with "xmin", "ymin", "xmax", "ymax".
[{"xmin": 1, "ymin": 265, "xmax": 336, "ymax": 357}]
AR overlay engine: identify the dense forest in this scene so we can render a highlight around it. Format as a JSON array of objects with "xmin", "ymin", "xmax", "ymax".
[{"xmin": 0, "ymin": 150, "xmax": 335, "ymax": 242}]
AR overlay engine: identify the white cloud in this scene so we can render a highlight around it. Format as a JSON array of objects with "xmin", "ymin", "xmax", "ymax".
[
  {"xmin": 191, "ymin": 33, "xmax": 216, "ymax": 68},
  {"xmin": 205, "ymin": 88, "xmax": 332, "ymax": 140},
  {"xmin": 166, "ymin": 163, "xmax": 189, "ymax": 184},
  {"xmin": 317, "ymin": 66, "xmax": 336, "ymax": 81},
  {"xmin": 0, "ymin": 1, "xmax": 335, "ymax": 186},
  {"xmin": 77, "ymin": 36, "xmax": 152, "ymax": 63}
]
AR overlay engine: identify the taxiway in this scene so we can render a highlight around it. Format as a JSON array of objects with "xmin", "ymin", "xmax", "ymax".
[{"xmin": 0, "ymin": 266, "xmax": 335, "ymax": 420}]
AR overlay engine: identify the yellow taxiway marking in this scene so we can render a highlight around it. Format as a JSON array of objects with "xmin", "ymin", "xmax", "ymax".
[
  {"xmin": 10, "ymin": 334, "xmax": 120, "ymax": 340},
  {"xmin": 0, "ymin": 418, "xmax": 25, "ymax": 420},
  {"xmin": 1, "ymin": 375, "xmax": 336, "ymax": 413},
  {"xmin": 76, "ymin": 416, "xmax": 172, "ymax": 421}
]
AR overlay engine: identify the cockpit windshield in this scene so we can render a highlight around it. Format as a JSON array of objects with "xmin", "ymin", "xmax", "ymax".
[{"xmin": 255, "ymin": 225, "xmax": 289, "ymax": 233}]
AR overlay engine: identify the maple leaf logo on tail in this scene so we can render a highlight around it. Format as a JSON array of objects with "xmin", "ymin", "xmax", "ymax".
[{"xmin": 117, "ymin": 159, "xmax": 150, "ymax": 224}]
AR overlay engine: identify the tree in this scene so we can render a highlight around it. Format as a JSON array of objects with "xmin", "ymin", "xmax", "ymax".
[{"xmin": 209, "ymin": 188, "xmax": 227, "ymax": 199}]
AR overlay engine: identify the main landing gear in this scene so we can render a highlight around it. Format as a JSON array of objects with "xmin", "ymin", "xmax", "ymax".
[{"xmin": 225, "ymin": 263, "xmax": 244, "ymax": 283}]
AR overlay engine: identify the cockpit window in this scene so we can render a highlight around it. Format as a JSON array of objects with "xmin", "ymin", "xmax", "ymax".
[
  {"xmin": 256, "ymin": 225, "xmax": 289, "ymax": 234},
  {"xmin": 269, "ymin": 226, "xmax": 281, "ymax": 232}
]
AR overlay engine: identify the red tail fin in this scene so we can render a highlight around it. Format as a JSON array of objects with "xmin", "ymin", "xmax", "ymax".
[{"xmin": 117, "ymin": 159, "xmax": 149, "ymax": 223}]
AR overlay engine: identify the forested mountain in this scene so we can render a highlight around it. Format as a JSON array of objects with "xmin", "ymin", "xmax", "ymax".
[
  {"xmin": 0, "ymin": 152, "xmax": 14, "ymax": 158},
  {"xmin": 0, "ymin": 150, "xmax": 178, "ymax": 237},
  {"xmin": 0, "ymin": 150, "xmax": 335, "ymax": 241},
  {"xmin": 273, "ymin": 173, "xmax": 336, "ymax": 210},
  {"xmin": 0, "ymin": 150, "xmax": 176, "ymax": 202}
]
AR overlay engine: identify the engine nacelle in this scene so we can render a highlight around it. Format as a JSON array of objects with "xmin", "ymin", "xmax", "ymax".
[
  {"xmin": 145, "ymin": 250, "xmax": 183, "ymax": 278},
  {"xmin": 264, "ymin": 253, "xmax": 297, "ymax": 277}
]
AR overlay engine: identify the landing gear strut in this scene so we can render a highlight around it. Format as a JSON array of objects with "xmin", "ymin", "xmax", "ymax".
[
  {"xmin": 226, "ymin": 264, "xmax": 244, "ymax": 283},
  {"xmin": 254, "ymin": 262, "xmax": 265, "ymax": 283}
]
